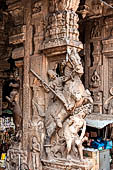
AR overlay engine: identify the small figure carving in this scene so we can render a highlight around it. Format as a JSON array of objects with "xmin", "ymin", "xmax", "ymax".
[
  {"xmin": 32, "ymin": 1, "xmax": 42, "ymax": 14},
  {"xmin": 54, "ymin": 0, "xmax": 80, "ymax": 11},
  {"xmin": 37, "ymin": 120, "xmax": 45, "ymax": 157},
  {"xmin": 104, "ymin": 96, "xmax": 113, "ymax": 114},
  {"xmin": 91, "ymin": 70, "xmax": 101, "ymax": 88},
  {"xmin": 50, "ymin": 137, "xmax": 66, "ymax": 158},
  {"xmin": 32, "ymin": 136, "xmax": 40, "ymax": 170},
  {"xmin": 90, "ymin": 21, "xmax": 101, "ymax": 38}
]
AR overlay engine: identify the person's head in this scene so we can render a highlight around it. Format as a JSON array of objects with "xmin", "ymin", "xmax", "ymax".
[
  {"xmin": 47, "ymin": 70, "xmax": 57, "ymax": 80},
  {"xmin": 37, "ymin": 120, "xmax": 44, "ymax": 130},
  {"xmin": 75, "ymin": 92, "xmax": 82, "ymax": 101},
  {"xmin": 32, "ymin": 136, "xmax": 37, "ymax": 143}
]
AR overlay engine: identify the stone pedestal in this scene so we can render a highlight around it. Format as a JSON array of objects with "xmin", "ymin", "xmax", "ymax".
[{"xmin": 42, "ymin": 158, "xmax": 93, "ymax": 170}]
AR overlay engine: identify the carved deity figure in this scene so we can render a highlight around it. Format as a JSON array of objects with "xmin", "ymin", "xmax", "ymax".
[
  {"xmin": 32, "ymin": 136, "xmax": 40, "ymax": 170},
  {"xmin": 91, "ymin": 70, "xmax": 101, "ymax": 88},
  {"xmin": 90, "ymin": 21, "xmax": 101, "ymax": 38}
]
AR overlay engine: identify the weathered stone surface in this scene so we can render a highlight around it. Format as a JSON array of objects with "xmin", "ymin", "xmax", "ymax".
[
  {"xmin": 42, "ymin": 159, "xmax": 93, "ymax": 170},
  {"xmin": 1, "ymin": 0, "xmax": 113, "ymax": 170}
]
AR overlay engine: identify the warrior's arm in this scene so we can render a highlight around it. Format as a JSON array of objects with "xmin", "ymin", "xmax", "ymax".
[
  {"xmin": 33, "ymin": 143, "xmax": 40, "ymax": 152},
  {"xmin": 75, "ymin": 98, "xmax": 84, "ymax": 108}
]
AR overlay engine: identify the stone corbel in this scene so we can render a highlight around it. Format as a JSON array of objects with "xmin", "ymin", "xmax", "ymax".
[{"xmin": 102, "ymin": 39, "xmax": 113, "ymax": 55}]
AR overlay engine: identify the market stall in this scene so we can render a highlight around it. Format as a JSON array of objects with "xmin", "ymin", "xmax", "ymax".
[
  {"xmin": 84, "ymin": 114, "xmax": 113, "ymax": 170},
  {"xmin": 0, "ymin": 104, "xmax": 15, "ymax": 168}
]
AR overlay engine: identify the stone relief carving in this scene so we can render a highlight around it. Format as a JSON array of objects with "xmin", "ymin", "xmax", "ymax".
[
  {"xmin": 91, "ymin": 70, "xmax": 101, "ymax": 88},
  {"xmin": 31, "ymin": 46, "xmax": 93, "ymax": 162},
  {"xmin": 31, "ymin": 136, "xmax": 41, "ymax": 170},
  {"xmin": 104, "ymin": 96, "xmax": 113, "ymax": 114},
  {"xmin": 84, "ymin": 0, "xmax": 103, "ymax": 17},
  {"xmin": 91, "ymin": 0, "xmax": 103, "ymax": 16},
  {"xmin": 104, "ymin": 88, "xmax": 113, "ymax": 115},
  {"xmin": 49, "ymin": 0, "xmax": 80, "ymax": 12},
  {"xmin": 63, "ymin": 111, "xmax": 87, "ymax": 160},
  {"xmin": 32, "ymin": 1, "xmax": 42, "ymax": 14},
  {"xmin": 37, "ymin": 120, "xmax": 45, "ymax": 157},
  {"xmin": 6, "ymin": 148, "xmax": 27, "ymax": 170},
  {"xmin": 9, "ymin": 7, "xmax": 24, "ymax": 26},
  {"xmin": 42, "ymin": 0, "xmax": 81, "ymax": 50},
  {"xmin": 90, "ymin": 21, "xmax": 101, "ymax": 39}
]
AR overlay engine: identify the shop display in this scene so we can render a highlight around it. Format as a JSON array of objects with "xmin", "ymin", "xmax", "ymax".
[{"xmin": 0, "ymin": 115, "xmax": 15, "ymax": 168}]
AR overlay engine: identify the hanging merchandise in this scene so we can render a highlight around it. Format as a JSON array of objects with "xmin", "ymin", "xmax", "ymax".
[{"xmin": 0, "ymin": 115, "xmax": 15, "ymax": 168}]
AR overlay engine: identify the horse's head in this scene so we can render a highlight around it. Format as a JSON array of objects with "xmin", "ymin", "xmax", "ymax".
[{"xmin": 67, "ymin": 47, "xmax": 84, "ymax": 75}]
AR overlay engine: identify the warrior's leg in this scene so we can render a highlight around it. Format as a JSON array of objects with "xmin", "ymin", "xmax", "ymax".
[
  {"xmin": 51, "ymin": 109, "xmax": 62, "ymax": 128},
  {"xmin": 78, "ymin": 143, "xmax": 83, "ymax": 160},
  {"xmin": 66, "ymin": 139, "xmax": 72, "ymax": 158}
]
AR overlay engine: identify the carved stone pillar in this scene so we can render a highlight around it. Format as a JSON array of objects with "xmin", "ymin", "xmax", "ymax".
[
  {"xmin": 22, "ymin": 0, "xmax": 32, "ymax": 150},
  {"xmin": 41, "ymin": 0, "xmax": 83, "ymax": 56},
  {"xmin": 39, "ymin": 1, "xmax": 93, "ymax": 169},
  {"xmin": 84, "ymin": 18, "xmax": 103, "ymax": 114},
  {"xmin": 102, "ymin": 37, "xmax": 113, "ymax": 114}
]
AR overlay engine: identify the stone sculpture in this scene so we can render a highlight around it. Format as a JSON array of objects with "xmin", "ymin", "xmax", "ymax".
[
  {"xmin": 37, "ymin": 120, "xmax": 45, "ymax": 158},
  {"xmin": 49, "ymin": 0, "xmax": 80, "ymax": 12},
  {"xmin": 63, "ymin": 110, "xmax": 87, "ymax": 160},
  {"xmin": 91, "ymin": 70, "xmax": 101, "ymax": 88},
  {"xmin": 31, "ymin": 136, "xmax": 40, "ymax": 170},
  {"xmin": 32, "ymin": 46, "xmax": 93, "ymax": 161},
  {"xmin": 104, "ymin": 96, "xmax": 113, "ymax": 114}
]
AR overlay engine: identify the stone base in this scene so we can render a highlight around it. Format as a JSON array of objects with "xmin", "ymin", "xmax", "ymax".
[
  {"xmin": 6, "ymin": 145, "xmax": 28, "ymax": 170},
  {"xmin": 42, "ymin": 158, "xmax": 93, "ymax": 170}
]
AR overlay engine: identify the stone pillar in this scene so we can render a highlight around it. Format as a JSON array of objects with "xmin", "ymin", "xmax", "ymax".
[
  {"xmin": 102, "ymin": 38, "xmax": 113, "ymax": 114},
  {"xmin": 40, "ymin": 1, "xmax": 93, "ymax": 169},
  {"xmin": 41, "ymin": 0, "xmax": 82, "ymax": 52},
  {"xmin": 22, "ymin": 0, "xmax": 32, "ymax": 150}
]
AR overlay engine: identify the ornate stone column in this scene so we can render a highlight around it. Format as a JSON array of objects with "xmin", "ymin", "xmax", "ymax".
[
  {"xmin": 22, "ymin": 0, "xmax": 32, "ymax": 151},
  {"xmin": 41, "ymin": 0, "xmax": 83, "ymax": 55},
  {"xmin": 40, "ymin": 1, "xmax": 93, "ymax": 170}
]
